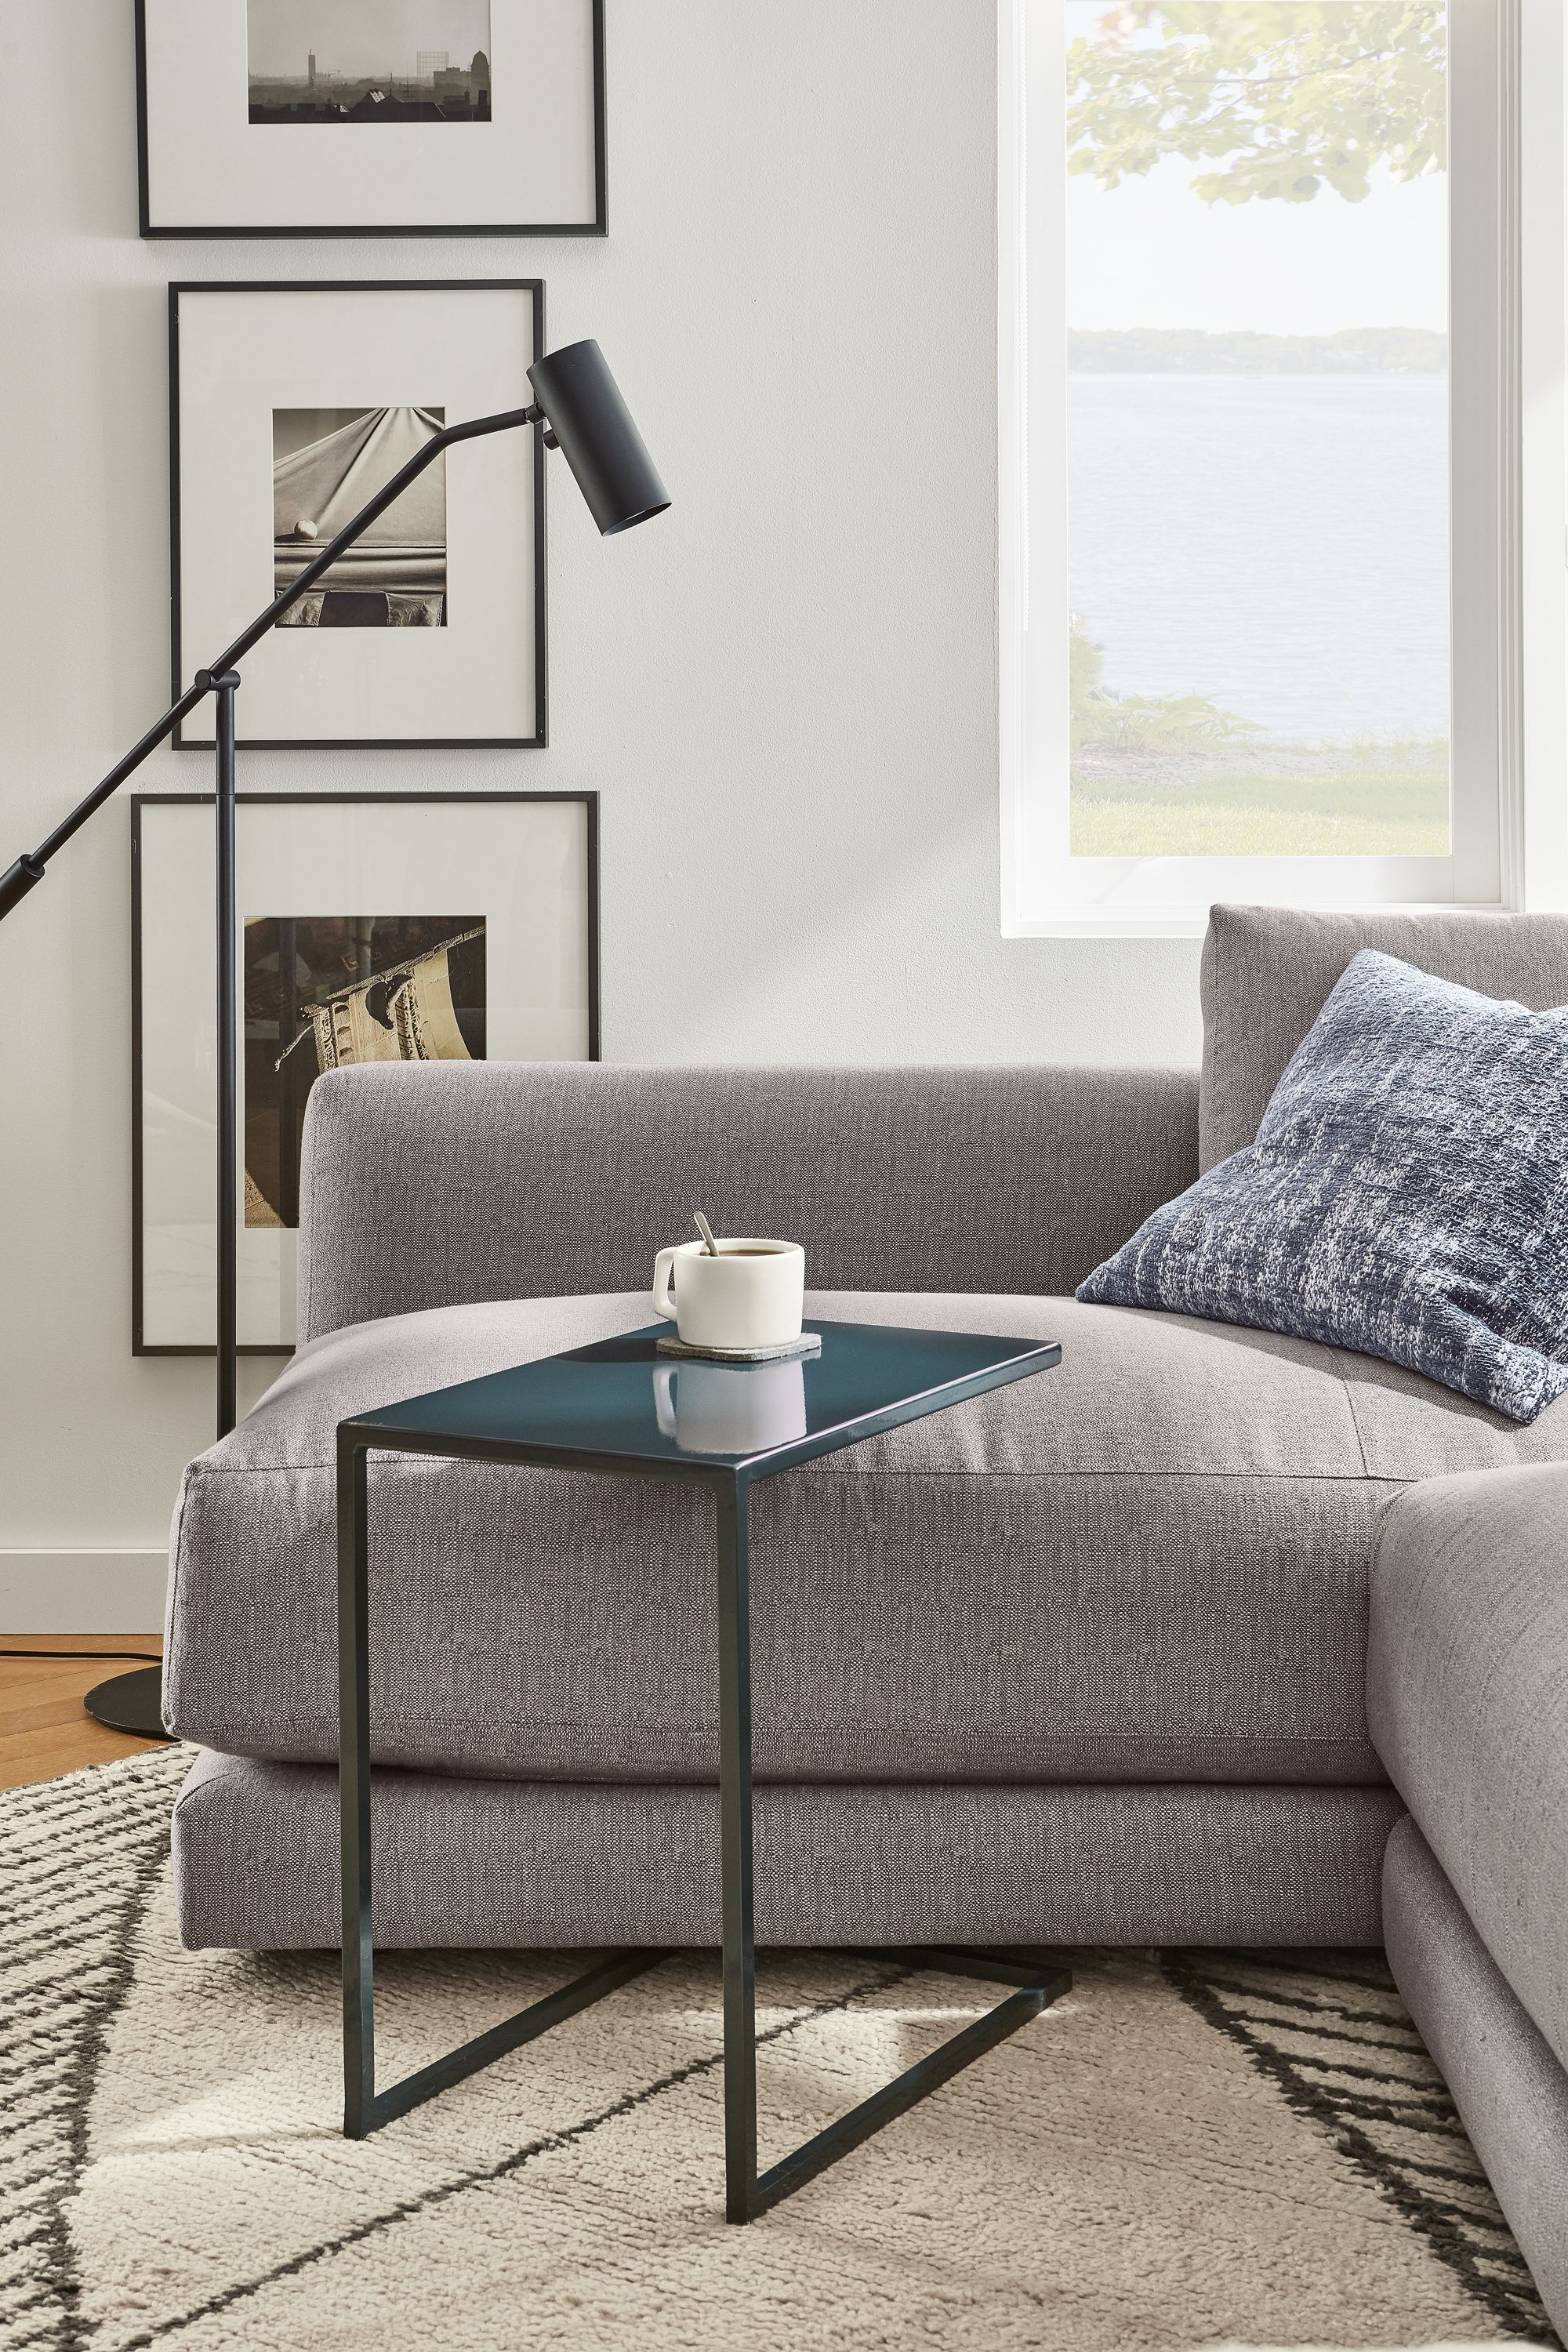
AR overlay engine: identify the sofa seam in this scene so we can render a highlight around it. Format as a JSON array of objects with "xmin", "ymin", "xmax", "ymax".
[
  {"xmin": 180, "ymin": 1460, "xmax": 1419, "ymax": 1483},
  {"xmin": 163, "ymin": 1471, "xmax": 191, "ymax": 1710},
  {"xmin": 178, "ymin": 1722, "xmax": 1382, "ymax": 1745},
  {"xmin": 1329, "ymin": 1348, "xmax": 1375, "ymax": 1482},
  {"xmin": 179, "ymin": 1758, "xmax": 1397, "ymax": 1787},
  {"xmin": 169, "ymin": 1764, "xmax": 216, "ymax": 1824}
]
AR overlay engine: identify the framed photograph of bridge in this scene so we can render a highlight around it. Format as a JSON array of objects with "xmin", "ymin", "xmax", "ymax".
[
  {"xmin": 135, "ymin": 0, "xmax": 604, "ymax": 238},
  {"xmin": 169, "ymin": 281, "xmax": 546, "ymax": 750},
  {"xmin": 131, "ymin": 791, "xmax": 599, "ymax": 1354}
]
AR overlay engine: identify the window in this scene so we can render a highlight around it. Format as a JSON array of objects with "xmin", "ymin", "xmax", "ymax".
[{"xmin": 1000, "ymin": 0, "xmax": 1564, "ymax": 935}]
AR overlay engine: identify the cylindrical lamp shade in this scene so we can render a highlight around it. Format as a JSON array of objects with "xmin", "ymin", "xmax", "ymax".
[{"xmin": 527, "ymin": 340, "xmax": 670, "ymax": 535}]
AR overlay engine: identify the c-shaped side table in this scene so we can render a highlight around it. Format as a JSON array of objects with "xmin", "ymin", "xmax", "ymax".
[{"xmin": 337, "ymin": 1316, "xmax": 1066, "ymax": 2221}]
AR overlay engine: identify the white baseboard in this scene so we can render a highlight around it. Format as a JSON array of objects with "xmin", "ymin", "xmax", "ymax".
[{"xmin": 0, "ymin": 1551, "xmax": 169, "ymax": 1635}]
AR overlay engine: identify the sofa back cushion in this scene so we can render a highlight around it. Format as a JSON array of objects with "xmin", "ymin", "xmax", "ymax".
[
  {"xmin": 297, "ymin": 1060, "xmax": 1199, "ymax": 1338},
  {"xmin": 1199, "ymin": 902, "xmax": 1568, "ymax": 1170}
]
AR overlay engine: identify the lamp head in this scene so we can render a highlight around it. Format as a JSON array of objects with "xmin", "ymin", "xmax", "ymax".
[{"xmin": 527, "ymin": 339, "xmax": 670, "ymax": 536}]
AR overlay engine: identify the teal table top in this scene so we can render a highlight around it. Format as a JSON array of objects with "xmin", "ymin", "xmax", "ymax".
[{"xmin": 345, "ymin": 1317, "xmax": 1062, "ymax": 1479}]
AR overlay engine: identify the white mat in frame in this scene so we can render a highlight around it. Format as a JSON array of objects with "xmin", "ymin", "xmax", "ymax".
[
  {"xmin": 137, "ymin": 0, "xmax": 603, "ymax": 236},
  {"xmin": 132, "ymin": 790, "xmax": 598, "ymax": 1354},
  {"xmin": 170, "ymin": 280, "xmax": 545, "ymax": 750}
]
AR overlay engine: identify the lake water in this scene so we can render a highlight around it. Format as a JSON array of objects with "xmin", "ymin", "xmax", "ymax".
[{"xmin": 1069, "ymin": 374, "xmax": 1450, "ymax": 743}]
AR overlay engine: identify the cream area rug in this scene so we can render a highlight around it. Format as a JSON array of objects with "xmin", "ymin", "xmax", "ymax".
[{"xmin": 1, "ymin": 1751, "xmax": 1556, "ymax": 2352}]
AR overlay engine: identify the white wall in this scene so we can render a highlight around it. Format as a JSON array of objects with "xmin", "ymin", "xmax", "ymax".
[{"xmin": 0, "ymin": 2, "xmax": 1202, "ymax": 1628}]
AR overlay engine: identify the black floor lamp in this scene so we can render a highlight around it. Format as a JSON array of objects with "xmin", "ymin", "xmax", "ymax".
[{"xmin": 0, "ymin": 339, "xmax": 669, "ymax": 1740}]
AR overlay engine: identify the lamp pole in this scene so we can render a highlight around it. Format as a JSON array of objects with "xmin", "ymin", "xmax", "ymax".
[
  {"xmin": 209, "ymin": 670, "xmax": 241, "ymax": 1441},
  {"xmin": 0, "ymin": 339, "xmax": 669, "ymax": 1740}
]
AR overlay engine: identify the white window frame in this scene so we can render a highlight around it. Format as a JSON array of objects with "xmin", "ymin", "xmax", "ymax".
[{"xmin": 999, "ymin": 0, "xmax": 1566, "ymax": 938}]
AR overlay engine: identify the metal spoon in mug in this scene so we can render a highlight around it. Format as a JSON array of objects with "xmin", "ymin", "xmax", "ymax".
[{"xmin": 693, "ymin": 1211, "xmax": 720, "ymax": 1256}]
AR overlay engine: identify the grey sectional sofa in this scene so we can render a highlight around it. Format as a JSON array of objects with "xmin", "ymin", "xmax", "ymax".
[
  {"xmin": 1371, "ymin": 1463, "xmax": 1568, "ymax": 2332},
  {"xmin": 164, "ymin": 902, "xmax": 1568, "ymax": 2329}
]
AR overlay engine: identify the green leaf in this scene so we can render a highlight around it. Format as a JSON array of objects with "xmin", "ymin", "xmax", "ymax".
[{"xmin": 1067, "ymin": 0, "xmax": 1445, "ymax": 205}]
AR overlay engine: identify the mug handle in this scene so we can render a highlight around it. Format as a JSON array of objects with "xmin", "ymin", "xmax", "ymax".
[
  {"xmin": 653, "ymin": 1363, "xmax": 677, "ymax": 1438},
  {"xmin": 652, "ymin": 1246, "xmax": 679, "ymax": 1322}
]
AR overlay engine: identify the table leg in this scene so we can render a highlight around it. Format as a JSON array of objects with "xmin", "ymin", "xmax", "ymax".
[
  {"xmin": 710, "ymin": 1469, "xmax": 1070, "ymax": 2223},
  {"xmin": 338, "ymin": 1432, "xmax": 376, "ymax": 2138},
  {"xmin": 336, "ymin": 1429, "xmax": 669, "ymax": 2141},
  {"xmin": 715, "ymin": 1473, "xmax": 757, "ymax": 2221}
]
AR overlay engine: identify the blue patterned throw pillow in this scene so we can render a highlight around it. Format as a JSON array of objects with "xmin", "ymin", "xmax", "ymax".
[{"xmin": 1078, "ymin": 949, "xmax": 1568, "ymax": 1421}]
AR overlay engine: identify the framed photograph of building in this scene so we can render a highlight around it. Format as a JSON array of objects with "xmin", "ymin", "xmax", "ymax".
[
  {"xmin": 170, "ymin": 281, "xmax": 546, "ymax": 750},
  {"xmin": 136, "ymin": 0, "xmax": 604, "ymax": 237},
  {"xmin": 132, "ymin": 792, "xmax": 599, "ymax": 1354}
]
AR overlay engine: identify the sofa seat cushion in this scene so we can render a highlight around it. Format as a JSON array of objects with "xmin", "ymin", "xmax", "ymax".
[
  {"xmin": 164, "ymin": 1291, "xmax": 1568, "ymax": 1787},
  {"xmin": 172, "ymin": 1751, "xmax": 1402, "ymax": 1951},
  {"xmin": 1369, "ymin": 1463, "xmax": 1568, "ymax": 2076}
]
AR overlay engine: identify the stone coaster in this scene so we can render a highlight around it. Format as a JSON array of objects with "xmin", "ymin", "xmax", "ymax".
[{"xmin": 655, "ymin": 1331, "xmax": 823, "ymax": 1365}]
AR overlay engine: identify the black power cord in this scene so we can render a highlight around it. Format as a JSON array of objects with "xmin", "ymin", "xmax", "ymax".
[{"xmin": 0, "ymin": 1650, "xmax": 162, "ymax": 1662}]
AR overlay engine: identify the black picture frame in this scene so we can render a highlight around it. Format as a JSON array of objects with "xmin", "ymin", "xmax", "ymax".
[
  {"xmin": 134, "ymin": 0, "xmax": 607, "ymax": 240},
  {"xmin": 131, "ymin": 789, "xmax": 601, "ymax": 1356},
  {"xmin": 169, "ymin": 279, "xmax": 548, "ymax": 753}
]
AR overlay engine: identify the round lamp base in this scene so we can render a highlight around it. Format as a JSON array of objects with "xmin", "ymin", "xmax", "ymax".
[{"xmin": 83, "ymin": 1665, "xmax": 172, "ymax": 1741}]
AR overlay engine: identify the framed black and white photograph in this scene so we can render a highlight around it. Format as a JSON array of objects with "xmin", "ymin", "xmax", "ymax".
[
  {"xmin": 132, "ymin": 792, "xmax": 598, "ymax": 1354},
  {"xmin": 135, "ymin": 0, "xmax": 604, "ymax": 238},
  {"xmin": 170, "ymin": 281, "xmax": 545, "ymax": 750}
]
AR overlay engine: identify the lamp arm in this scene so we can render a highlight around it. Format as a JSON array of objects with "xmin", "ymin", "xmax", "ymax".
[{"xmin": 0, "ymin": 401, "xmax": 543, "ymax": 923}]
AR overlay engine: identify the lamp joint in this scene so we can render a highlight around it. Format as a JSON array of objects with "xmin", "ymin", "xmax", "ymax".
[{"xmin": 0, "ymin": 855, "xmax": 45, "ymax": 919}]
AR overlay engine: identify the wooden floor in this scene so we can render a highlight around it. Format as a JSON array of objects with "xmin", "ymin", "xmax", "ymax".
[{"xmin": 0, "ymin": 1636, "xmax": 167, "ymax": 1791}]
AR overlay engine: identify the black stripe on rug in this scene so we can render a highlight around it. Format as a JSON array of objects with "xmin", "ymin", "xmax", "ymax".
[
  {"xmin": 1162, "ymin": 1948, "xmax": 1559, "ymax": 2346},
  {"xmin": 0, "ymin": 1751, "xmax": 188, "ymax": 2352}
]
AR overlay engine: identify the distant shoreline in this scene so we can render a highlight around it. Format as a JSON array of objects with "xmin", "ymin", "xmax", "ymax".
[{"xmin": 1069, "ymin": 328, "xmax": 1446, "ymax": 375}]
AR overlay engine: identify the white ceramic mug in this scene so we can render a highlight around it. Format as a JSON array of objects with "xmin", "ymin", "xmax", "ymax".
[
  {"xmin": 650, "ymin": 1237, "xmax": 805, "ymax": 1351},
  {"xmin": 653, "ymin": 1359, "xmax": 808, "ymax": 1454}
]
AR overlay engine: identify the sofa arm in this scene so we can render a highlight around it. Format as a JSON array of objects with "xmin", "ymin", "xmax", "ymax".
[
  {"xmin": 1368, "ymin": 1462, "xmax": 1568, "ymax": 2076},
  {"xmin": 296, "ymin": 1060, "xmax": 1199, "ymax": 1339}
]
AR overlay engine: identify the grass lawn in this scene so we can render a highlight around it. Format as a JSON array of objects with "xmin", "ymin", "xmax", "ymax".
[{"xmin": 1070, "ymin": 760, "xmax": 1450, "ymax": 859}]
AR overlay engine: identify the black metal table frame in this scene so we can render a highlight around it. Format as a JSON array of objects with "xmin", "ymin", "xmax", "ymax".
[{"xmin": 337, "ymin": 1361, "xmax": 1069, "ymax": 2222}]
